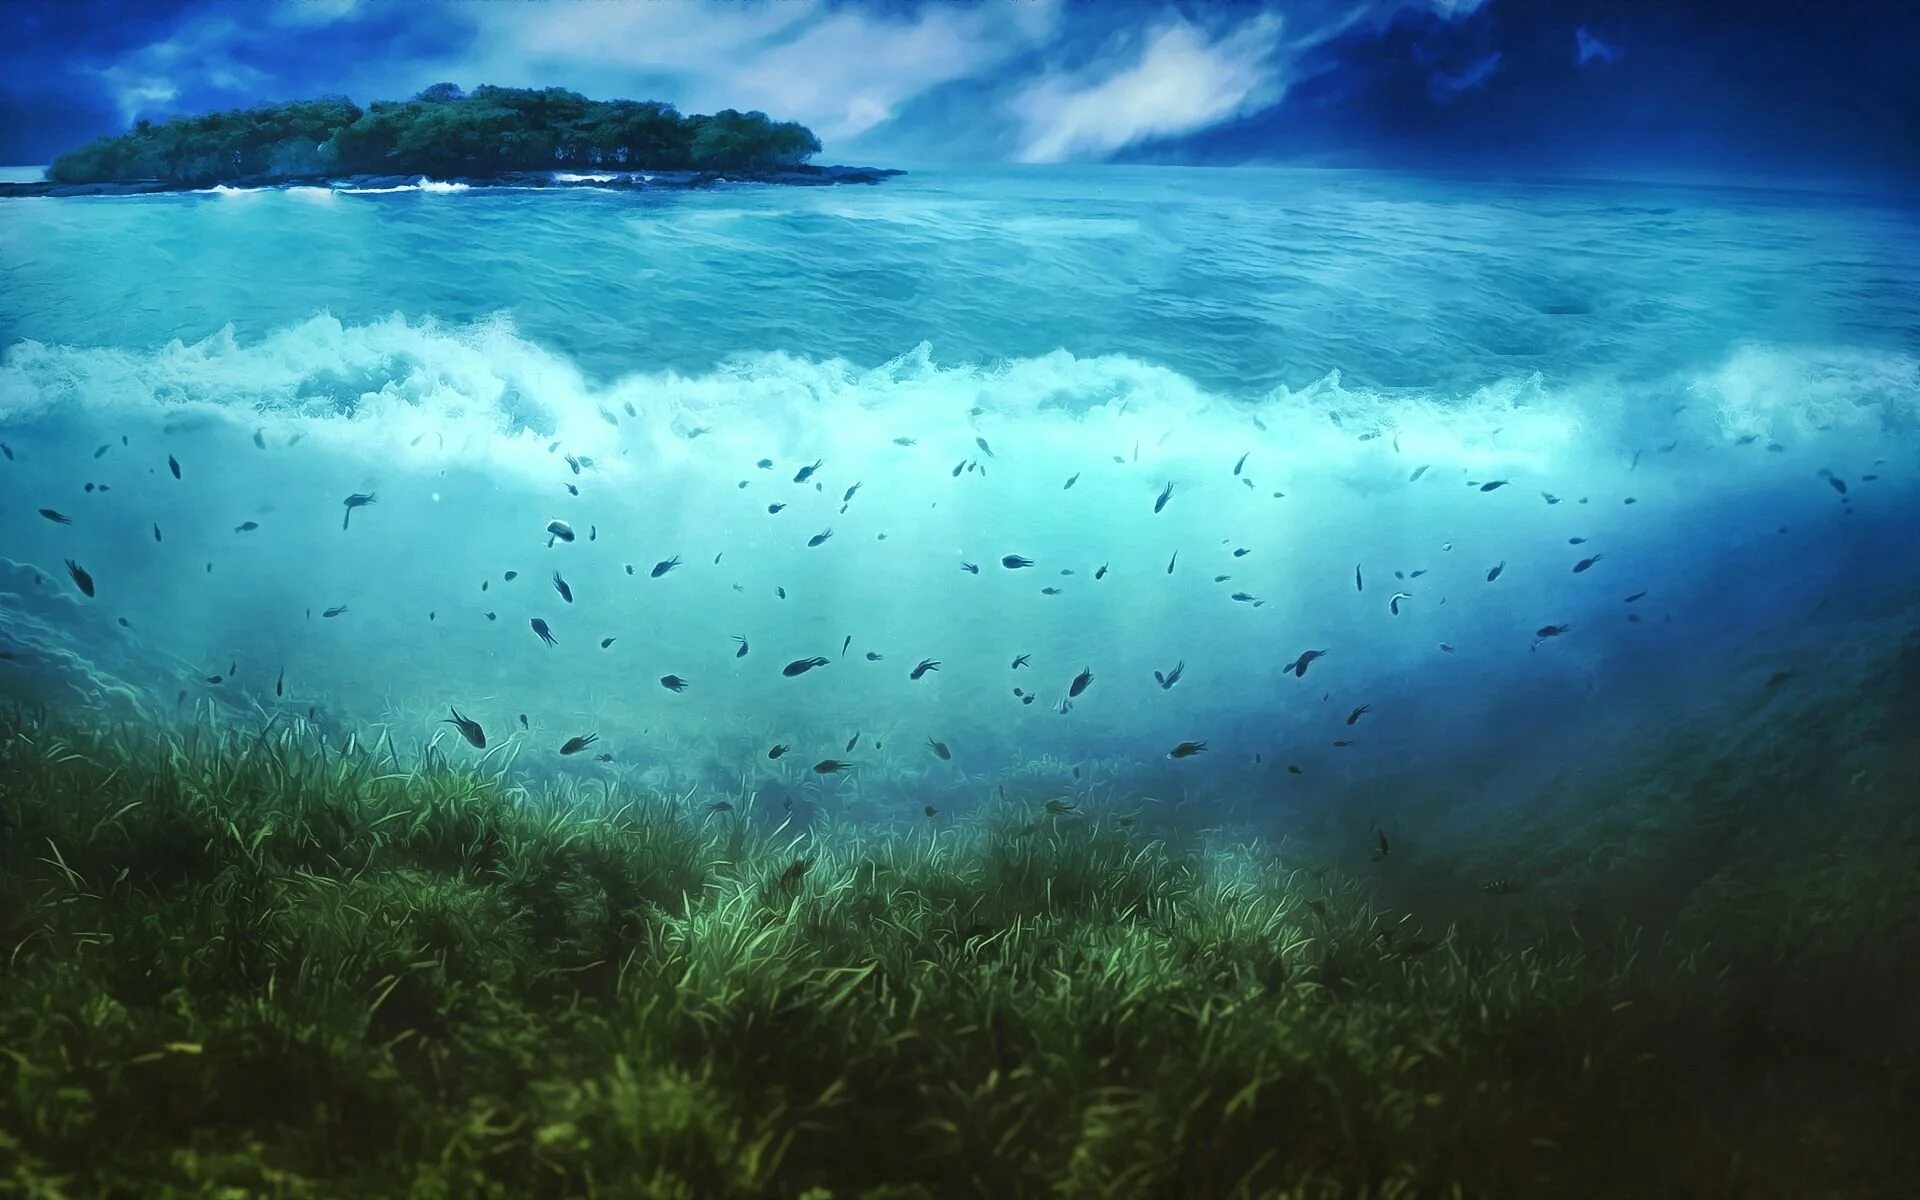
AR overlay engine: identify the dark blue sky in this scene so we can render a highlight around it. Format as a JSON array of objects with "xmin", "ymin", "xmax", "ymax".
[{"xmin": 3, "ymin": 0, "xmax": 1915, "ymax": 187}]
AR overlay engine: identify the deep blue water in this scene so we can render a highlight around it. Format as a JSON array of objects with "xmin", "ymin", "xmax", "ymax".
[{"xmin": 2, "ymin": 167, "xmax": 1917, "ymax": 824}]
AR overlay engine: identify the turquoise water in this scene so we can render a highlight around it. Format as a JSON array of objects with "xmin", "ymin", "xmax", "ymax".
[{"xmin": 2, "ymin": 167, "xmax": 1917, "ymax": 820}]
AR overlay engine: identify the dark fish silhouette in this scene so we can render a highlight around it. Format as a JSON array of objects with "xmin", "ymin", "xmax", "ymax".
[
  {"xmin": 910, "ymin": 658, "xmax": 941, "ymax": 680},
  {"xmin": 153, "ymin": 522, "xmax": 162, "ymax": 542},
  {"xmin": 927, "ymin": 738, "xmax": 951, "ymax": 760},
  {"xmin": 444, "ymin": 708, "xmax": 486, "ymax": 748},
  {"xmin": 768, "ymin": 744, "xmax": 789, "ymax": 759},
  {"xmin": 1408, "ymin": 465, "xmax": 1429, "ymax": 481},
  {"xmin": 841, "ymin": 635, "xmax": 852, "ymax": 658},
  {"xmin": 845, "ymin": 732, "xmax": 860, "ymax": 752},
  {"xmin": 866, "ymin": 650, "xmax": 883, "ymax": 661},
  {"xmin": 231, "ymin": 521, "xmax": 259, "ymax": 534},
  {"xmin": 1388, "ymin": 591, "xmax": 1411, "ymax": 616},
  {"xmin": 1347, "ymin": 704, "xmax": 1371, "ymax": 726},
  {"xmin": 275, "ymin": 668, "xmax": 284, "ymax": 697},
  {"xmin": 39, "ymin": 508, "xmax": 72, "ymax": 525},
  {"xmin": 601, "ymin": 637, "xmax": 616, "ymax": 649},
  {"xmin": 1818, "ymin": 469, "xmax": 1847, "ymax": 495},
  {"xmin": 893, "ymin": 436, "xmax": 916, "ymax": 446},
  {"xmin": 961, "ymin": 561, "xmax": 979, "ymax": 574},
  {"xmin": 1002, "ymin": 555, "xmax": 1033, "ymax": 569},
  {"xmin": 812, "ymin": 759, "xmax": 852, "ymax": 774},
  {"xmin": 975, "ymin": 436, "xmax": 994, "ymax": 457},
  {"xmin": 65, "ymin": 560, "xmax": 95, "ymax": 597},
  {"xmin": 530, "ymin": 618, "xmax": 557, "ymax": 646},
  {"xmin": 768, "ymin": 502, "xmax": 787, "ymax": 513},
  {"xmin": 1094, "ymin": 563, "xmax": 1108, "ymax": 580},
  {"xmin": 322, "ymin": 605, "xmax": 348, "ymax": 619},
  {"xmin": 546, "ymin": 519, "xmax": 573, "ymax": 545},
  {"xmin": 168, "ymin": 454, "xmax": 181, "ymax": 479},
  {"xmin": 1154, "ymin": 482, "xmax": 1173, "ymax": 512},
  {"xmin": 843, "ymin": 482, "xmax": 861, "ymax": 503},
  {"xmin": 1623, "ymin": 591, "xmax": 1647, "ymax": 602},
  {"xmin": 807, "ymin": 528, "xmax": 833, "ymax": 547},
  {"xmin": 1154, "ymin": 660, "xmax": 1185, "ymax": 690},
  {"xmin": 651, "ymin": 556, "xmax": 681, "ymax": 577},
  {"xmin": 342, "ymin": 492, "xmax": 375, "ymax": 530},
  {"xmin": 734, "ymin": 635, "xmax": 749, "ymax": 658},
  {"xmin": 793, "ymin": 459, "xmax": 822, "ymax": 483},
  {"xmin": 1478, "ymin": 480, "xmax": 1508, "ymax": 492},
  {"xmin": 1167, "ymin": 551, "xmax": 1177, "ymax": 575},
  {"xmin": 552, "ymin": 571, "xmax": 573, "ymax": 602},
  {"xmin": 559, "ymin": 733, "xmax": 598, "ymax": 755},
  {"xmin": 783, "ymin": 656, "xmax": 830, "ymax": 676},
  {"xmin": 1069, "ymin": 666, "xmax": 1094, "ymax": 697},
  {"xmin": 1011, "ymin": 653, "xmax": 1030, "ymax": 670},
  {"xmin": 660, "ymin": 675, "xmax": 690, "ymax": 692},
  {"xmin": 1233, "ymin": 451, "xmax": 1248, "ymax": 475},
  {"xmin": 1168, "ymin": 741, "xmax": 1207, "ymax": 759},
  {"xmin": 1289, "ymin": 649, "xmax": 1327, "ymax": 678},
  {"xmin": 1355, "ymin": 563, "xmax": 1363, "ymax": 592},
  {"xmin": 1064, "ymin": 472, "xmax": 1080, "ymax": 489},
  {"xmin": 1572, "ymin": 554, "xmax": 1603, "ymax": 574},
  {"xmin": 1486, "ymin": 561, "xmax": 1505, "ymax": 583}
]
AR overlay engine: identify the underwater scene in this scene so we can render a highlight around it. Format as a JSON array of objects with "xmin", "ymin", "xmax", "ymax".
[{"xmin": 3, "ymin": 16, "xmax": 1920, "ymax": 1198}]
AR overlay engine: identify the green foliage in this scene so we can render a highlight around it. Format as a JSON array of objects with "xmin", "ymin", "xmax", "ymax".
[
  {"xmin": 45, "ymin": 87, "xmax": 824, "ymax": 185},
  {"xmin": 0, "ymin": 708, "xmax": 1912, "ymax": 1198}
]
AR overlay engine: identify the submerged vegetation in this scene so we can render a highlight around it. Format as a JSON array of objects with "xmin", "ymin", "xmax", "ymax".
[
  {"xmin": 2, "ymin": 633, "xmax": 1916, "ymax": 1198},
  {"xmin": 45, "ymin": 83, "xmax": 824, "ymax": 185}
]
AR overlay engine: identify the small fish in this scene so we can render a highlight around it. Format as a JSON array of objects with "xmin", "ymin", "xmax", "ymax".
[
  {"xmin": 1167, "ymin": 740, "xmax": 1207, "ymax": 759},
  {"xmin": 843, "ymin": 731, "xmax": 861, "ymax": 753},
  {"xmin": 444, "ymin": 708, "xmax": 486, "ymax": 748},
  {"xmin": 1064, "ymin": 472, "xmax": 1080, "ymax": 490},
  {"xmin": 766, "ymin": 502, "xmax": 788, "ymax": 515},
  {"xmin": 1045, "ymin": 799, "xmax": 1079, "ymax": 815},
  {"xmin": 505, "ymin": 571, "xmax": 519, "ymax": 581},
  {"xmin": 1154, "ymin": 482, "xmax": 1173, "ymax": 513},
  {"xmin": 1438, "ymin": 642, "xmax": 1455, "ymax": 653},
  {"xmin": 793, "ymin": 459, "xmax": 822, "ymax": 484},
  {"xmin": 843, "ymin": 482, "xmax": 862, "ymax": 503},
  {"xmin": 1572, "ymin": 554, "xmax": 1603, "ymax": 574},
  {"xmin": 927, "ymin": 738, "xmax": 951, "ymax": 760},
  {"xmin": 1166, "ymin": 551, "xmax": 1177, "ymax": 575},
  {"xmin": 206, "ymin": 675, "xmax": 224, "ymax": 685},
  {"xmin": 1541, "ymin": 492, "xmax": 1561, "ymax": 505},
  {"xmin": 910, "ymin": 658, "xmax": 941, "ymax": 680},
  {"xmin": 1568, "ymin": 536, "xmax": 1587, "ymax": 545},
  {"xmin": 651, "ymin": 556, "xmax": 681, "ymax": 578},
  {"xmin": 1041, "ymin": 586, "xmax": 1061, "ymax": 595},
  {"xmin": 1012, "ymin": 653, "xmax": 1030, "ymax": 670},
  {"xmin": 1231, "ymin": 591, "xmax": 1260, "ymax": 604},
  {"xmin": 1478, "ymin": 480, "xmax": 1509, "ymax": 492},
  {"xmin": 1408, "ymin": 465, "xmax": 1430, "ymax": 482},
  {"xmin": 975, "ymin": 436, "xmax": 994, "ymax": 458},
  {"xmin": 1232, "ymin": 547, "xmax": 1249, "ymax": 558},
  {"xmin": 38, "ymin": 508, "xmax": 72, "ymax": 525},
  {"xmin": 1347, "ymin": 704, "xmax": 1371, "ymax": 726},
  {"xmin": 893, "ymin": 437, "xmax": 916, "ymax": 446},
  {"xmin": 704, "ymin": 800, "xmax": 733, "ymax": 814},
  {"xmin": 1002, "ymin": 555, "xmax": 1033, "ymax": 569},
  {"xmin": 1817, "ymin": 469, "xmax": 1847, "ymax": 495},
  {"xmin": 1388, "ymin": 591, "xmax": 1412, "ymax": 616},
  {"xmin": 1289, "ymin": 650, "xmax": 1327, "ymax": 678},
  {"xmin": 1094, "ymin": 563, "xmax": 1108, "ymax": 580},
  {"xmin": 776, "ymin": 587, "xmax": 787, "ymax": 599},
  {"xmin": 812, "ymin": 760, "xmax": 852, "ymax": 775},
  {"xmin": 1355, "ymin": 564, "xmax": 1364, "ymax": 592},
  {"xmin": 168, "ymin": 454, "xmax": 181, "ymax": 479},
  {"xmin": 734, "ymin": 636, "xmax": 749, "ymax": 658},
  {"xmin": 564, "ymin": 483, "xmax": 579, "ymax": 497},
  {"xmin": 65, "ymin": 560, "xmax": 95, "ymax": 597},
  {"xmin": 1370, "ymin": 827, "xmax": 1390, "ymax": 861},
  {"xmin": 552, "ymin": 571, "xmax": 573, "ymax": 602},
  {"xmin": 865, "ymin": 651, "xmax": 883, "ymax": 661},
  {"xmin": 322, "ymin": 605, "xmax": 348, "ymax": 619},
  {"xmin": 841, "ymin": 635, "xmax": 852, "ymax": 658},
  {"xmin": 961, "ymin": 561, "xmax": 979, "ymax": 574},
  {"xmin": 952, "ymin": 460, "xmax": 967, "ymax": 477},
  {"xmin": 275, "ymin": 668, "xmax": 284, "ymax": 696},
  {"xmin": 660, "ymin": 675, "xmax": 690, "ymax": 692},
  {"xmin": 807, "ymin": 528, "xmax": 833, "ymax": 547},
  {"xmin": 1069, "ymin": 666, "xmax": 1094, "ymax": 697},
  {"xmin": 1154, "ymin": 660, "xmax": 1185, "ymax": 690},
  {"xmin": 778, "ymin": 857, "xmax": 814, "ymax": 889},
  {"xmin": 924, "ymin": 804, "xmax": 939, "ymax": 817},
  {"xmin": 342, "ymin": 493, "xmax": 376, "ymax": 530},
  {"xmin": 1534, "ymin": 623, "xmax": 1571, "ymax": 643},
  {"xmin": 558, "ymin": 733, "xmax": 598, "ymax": 756},
  {"xmin": 1623, "ymin": 591, "xmax": 1647, "ymax": 603},
  {"xmin": 519, "ymin": 714, "xmax": 529, "ymax": 729},
  {"xmin": 1, "ymin": 443, "xmax": 12, "ymax": 460},
  {"xmin": 757, "ymin": 458, "xmax": 774, "ymax": 469},
  {"xmin": 153, "ymin": 523, "xmax": 162, "ymax": 542},
  {"xmin": 768, "ymin": 744, "xmax": 789, "ymax": 759},
  {"xmin": 530, "ymin": 618, "xmax": 556, "ymax": 646},
  {"xmin": 484, "ymin": 611, "xmax": 497, "ymax": 621},
  {"xmin": 601, "ymin": 637, "xmax": 617, "ymax": 649},
  {"xmin": 1232, "ymin": 451, "xmax": 1250, "ymax": 476},
  {"xmin": 1486, "ymin": 562, "xmax": 1505, "ymax": 583},
  {"xmin": 783, "ymin": 656, "xmax": 830, "ymax": 677},
  {"xmin": 1215, "ymin": 574, "xmax": 1231, "ymax": 583}
]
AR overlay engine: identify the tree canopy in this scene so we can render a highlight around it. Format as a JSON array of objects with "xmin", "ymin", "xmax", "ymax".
[{"xmin": 46, "ymin": 85, "xmax": 824, "ymax": 185}]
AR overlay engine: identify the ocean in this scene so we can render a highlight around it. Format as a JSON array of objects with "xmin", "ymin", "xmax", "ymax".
[
  {"xmin": 3, "ymin": 165, "xmax": 1919, "ymax": 1193},
  {"xmin": 3, "ymin": 167, "xmax": 1915, "ymax": 814}
]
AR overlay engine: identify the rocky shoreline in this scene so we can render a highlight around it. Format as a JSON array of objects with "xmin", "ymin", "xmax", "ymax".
[{"xmin": 0, "ymin": 164, "xmax": 903, "ymax": 198}]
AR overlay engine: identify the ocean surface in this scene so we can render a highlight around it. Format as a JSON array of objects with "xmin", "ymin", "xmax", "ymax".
[{"xmin": 3, "ymin": 166, "xmax": 1917, "ymax": 833}]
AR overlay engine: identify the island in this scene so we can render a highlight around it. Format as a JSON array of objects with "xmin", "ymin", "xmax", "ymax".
[{"xmin": 1, "ymin": 84, "xmax": 900, "ymax": 197}]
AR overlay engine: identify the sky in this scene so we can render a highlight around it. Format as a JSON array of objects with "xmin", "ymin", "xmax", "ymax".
[{"xmin": 2, "ymin": 0, "xmax": 1916, "ymax": 187}]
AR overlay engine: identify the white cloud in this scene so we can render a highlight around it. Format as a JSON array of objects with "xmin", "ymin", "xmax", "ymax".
[
  {"xmin": 457, "ymin": 0, "xmax": 1059, "ymax": 145},
  {"xmin": 1010, "ymin": 13, "xmax": 1287, "ymax": 163}
]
